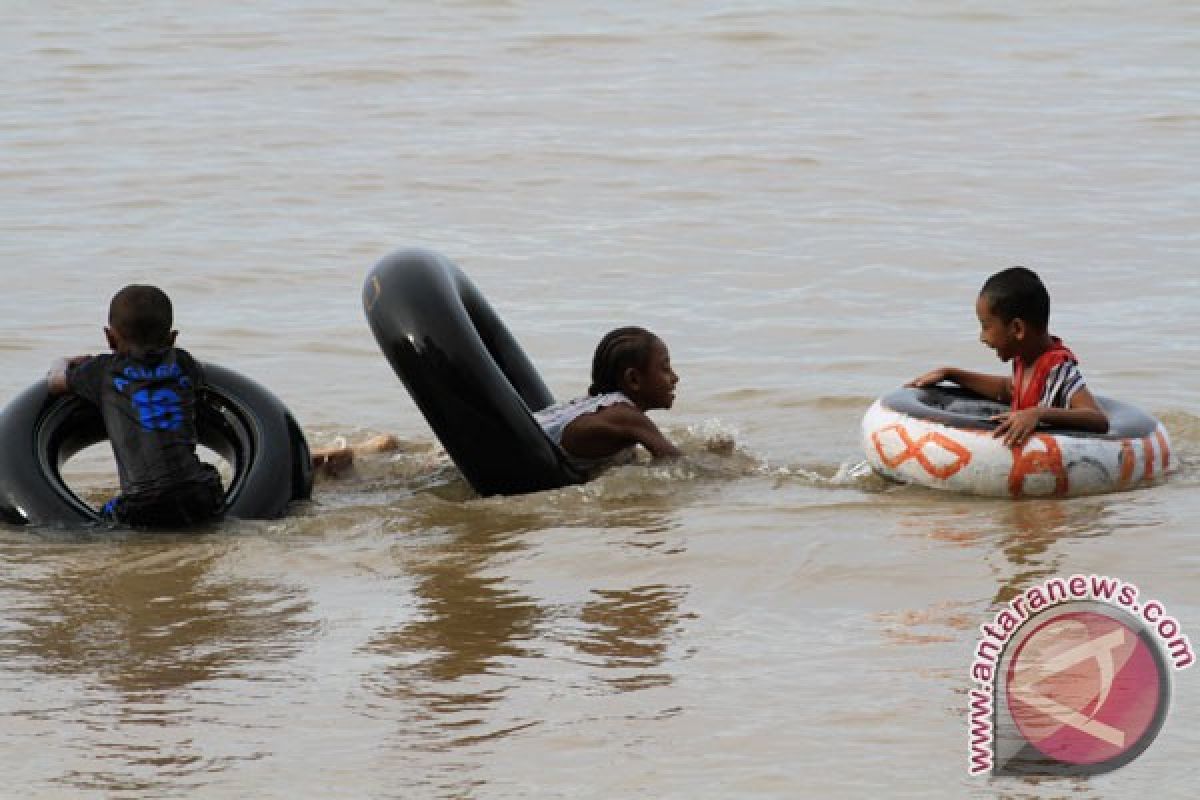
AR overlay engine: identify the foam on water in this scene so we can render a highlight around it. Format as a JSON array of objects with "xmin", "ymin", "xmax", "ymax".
[{"xmin": 51, "ymin": 406, "xmax": 1200, "ymax": 535}]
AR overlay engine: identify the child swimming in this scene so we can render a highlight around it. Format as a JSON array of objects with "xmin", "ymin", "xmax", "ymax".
[
  {"xmin": 47, "ymin": 284, "xmax": 396, "ymax": 526},
  {"xmin": 534, "ymin": 326, "xmax": 680, "ymax": 475},
  {"xmin": 47, "ymin": 285, "xmax": 226, "ymax": 526},
  {"xmin": 908, "ymin": 266, "xmax": 1108, "ymax": 447}
]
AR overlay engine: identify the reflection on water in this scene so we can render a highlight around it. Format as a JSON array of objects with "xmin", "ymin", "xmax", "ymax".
[
  {"xmin": 1, "ymin": 537, "xmax": 314, "ymax": 690},
  {"xmin": 876, "ymin": 485, "xmax": 1183, "ymax": 688},
  {"xmin": 0, "ymin": 535, "xmax": 315, "ymax": 795},
  {"xmin": 362, "ymin": 487, "xmax": 689, "ymax": 750},
  {"xmin": 362, "ymin": 500, "xmax": 548, "ymax": 753},
  {"xmin": 570, "ymin": 584, "xmax": 689, "ymax": 692},
  {"xmin": 892, "ymin": 491, "xmax": 1160, "ymax": 607},
  {"xmin": 988, "ymin": 499, "xmax": 1118, "ymax": 605}
]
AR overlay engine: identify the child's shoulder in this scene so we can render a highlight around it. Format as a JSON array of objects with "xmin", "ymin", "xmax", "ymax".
[
  {"xmin": 540, "ymin": 391, "xmax": 631, "ymax": 413},
  {"xmin": 585, "ymin": 391, "xmax": 634, "ymax": 408},
  {"xmin": 587, "ymin": 397, "xmax": 645, "ymax": 422},
  {"xmin": 135, "ymin": 346, "xmax": 201, "ymax": 372},
  {"xmin": 100, "ymin": 348, "xmax": 203, "ymax": 385},
  {"xmin": 69, "ymin": 352, "xmax": 115, "ymax": 376},
  {"xmin": 170, "ymin": 346, "xmax": 201, "ymax": 370},
  {"xmin": 577, "ymin": 392, "xmax": 638, "ymax": 420}
]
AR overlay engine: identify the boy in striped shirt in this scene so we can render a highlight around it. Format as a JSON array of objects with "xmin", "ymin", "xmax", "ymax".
[{"xmin": 909, "ymin": 267, "xmax": 1109, "ymax": 447}]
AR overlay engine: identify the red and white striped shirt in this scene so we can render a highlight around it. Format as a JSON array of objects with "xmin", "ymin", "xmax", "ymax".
[{"xmin": 1011, "ymin": 337, "xmax": 1086, "ymax": 411}]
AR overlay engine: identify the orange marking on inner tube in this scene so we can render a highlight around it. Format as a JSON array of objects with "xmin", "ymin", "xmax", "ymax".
[
  {"xmin": 871, "ymin": 423, "xmax": 972, "ymax": 480},
  {"xmin": 1155, "ymin": 428, "xmax": 1170, "ymax": 473},
  {"xmin": 1142, "ymin": 435, "xmax": 1155, "ymax": 482},
  {"xmin": 1008, "ymin": 434, "xmax": 1068, "ymax": 497}
]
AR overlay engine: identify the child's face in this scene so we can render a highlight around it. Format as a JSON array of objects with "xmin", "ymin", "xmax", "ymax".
[
  {"xmin": 975, "ymin": 295, "xmax": 1020, "ymax": 362},
  {"xmin": 624, "ymin": 338, "xmax": 678, "ymax": 411}
]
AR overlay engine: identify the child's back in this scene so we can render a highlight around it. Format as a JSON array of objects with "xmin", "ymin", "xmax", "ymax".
[{"xmin": 50, "ymin": 285, "xmax": 223, "ymax": 527}]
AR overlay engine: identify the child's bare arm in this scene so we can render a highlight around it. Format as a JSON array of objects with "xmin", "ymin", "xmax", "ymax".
[
  {"xmin": 907, "ymin": 367, "xmax": 1011, "ymax": 403},
  {"xmin": 47, "ymin": 355, "xmax": 93, "ymax": 396},
  {"xmin": 47, "ymin": 359, "xmax": 69, "ymax": 394},
  {"xmin": 1056, "ymin": 386, "xmax": 1109, "ymax": 432},
  {"xmin": 624, "ymin": 411, "xmax": 681, "ymax": 459},
  {"xmin": 562, "ymin": 403, "xmax": 681, "ymax": 460},
  {"xmin": 990, "ymin": 386, "xmax": 1108, "ymax": 446}
]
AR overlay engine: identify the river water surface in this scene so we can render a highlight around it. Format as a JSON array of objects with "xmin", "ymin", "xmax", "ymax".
[{"xmin": 2, "ymin": 2, "xmax": 1198, "ymax": 798}]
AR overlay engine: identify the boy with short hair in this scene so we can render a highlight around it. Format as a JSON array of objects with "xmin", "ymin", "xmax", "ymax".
[
  {"xmin": 48, "ymin": 284, "xmax": 225, "ymax": 527},
  {"xmin": 908, "ymin": 266, "xmax": 1109, "ymax": 447}
]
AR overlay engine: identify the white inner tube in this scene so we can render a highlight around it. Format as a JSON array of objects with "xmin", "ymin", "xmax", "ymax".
[{"xmin": 862, "ymin": 387, "xmax": 1173, "ymax": 497}]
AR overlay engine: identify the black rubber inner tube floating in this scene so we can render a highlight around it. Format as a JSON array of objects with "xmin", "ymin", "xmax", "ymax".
[
  {"xmin": 0, "ymin": 363, "xmax": 312, "ymax": 527},
  {"xmin": 879, "ymin": 385, "xmax": 1159, "ymax": 439},
  {"xmin": 363, "ymin": 248, "xmax": 585, "ymax": 496}
]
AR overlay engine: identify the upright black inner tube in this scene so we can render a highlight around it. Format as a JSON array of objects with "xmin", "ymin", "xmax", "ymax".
[
  {"xmin": 0, "ymin": 363, "xmax": 311, "ymax": 527},
  {"xmin": 33, "ymin": 391, "xmax": 250, "ymax": 522},
  {"xmin": 363, "ymin": 248, "xmax": 585, "ymax": 496},
  {"xmin": 880, "ymin": 385, "xmax": 1158, "ymax": 439}
]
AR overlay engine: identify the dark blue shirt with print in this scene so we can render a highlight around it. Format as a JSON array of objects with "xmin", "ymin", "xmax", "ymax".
[{"xmin": 67, "ymin": 347, "xmax": 215, "ymax": 500}]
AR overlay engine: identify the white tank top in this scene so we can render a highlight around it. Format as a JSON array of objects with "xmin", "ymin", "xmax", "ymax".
[{"xmin": 533, "ymin": 392, "xmax": 637, "ymax": 475}]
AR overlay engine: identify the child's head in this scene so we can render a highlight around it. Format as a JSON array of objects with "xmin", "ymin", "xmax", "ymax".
[
  {"xmin": 589, "ymin": 326, "xmax": 678, "ymax": 410},
  {"xmin": 105, "ymin": 284, "xmax": 176, "ymax": 356},
  {"xmin": 975, "ymin": 267, "xmax": 1050, "ymax": 361}
]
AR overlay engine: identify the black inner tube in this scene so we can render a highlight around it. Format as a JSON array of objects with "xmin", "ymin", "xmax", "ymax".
[
  {"xmin": 0, "ymin": 363, "xmax": 311, "ymax": 527},
  {"xmin": 880, "ymin": 385, "xmax": 1158, "ymax": 440},
  {"xmin": 364, "ymin": 248, "xmax": 585, "ymax": 496},
  {"xmin": 33, "ymin": 389, "xmax": 253, "ymax": 522}
]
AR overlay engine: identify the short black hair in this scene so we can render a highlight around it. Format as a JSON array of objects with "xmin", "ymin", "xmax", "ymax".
[
  {"xmin": 108, "ymin": 285, "xmax": 173, "ymax": 350},
  {"xmin": 589, "ymin": 326, "xmax": 659, "ymax": 396},
  {"xmin": 979, "ymin": 267, "xmax": 1050, "ymax": 329}
]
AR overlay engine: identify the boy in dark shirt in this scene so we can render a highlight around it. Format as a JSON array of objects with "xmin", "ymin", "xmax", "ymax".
[{"xmin": 48, "ymin": 285, "xmax": 225, "ymax": 527}]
